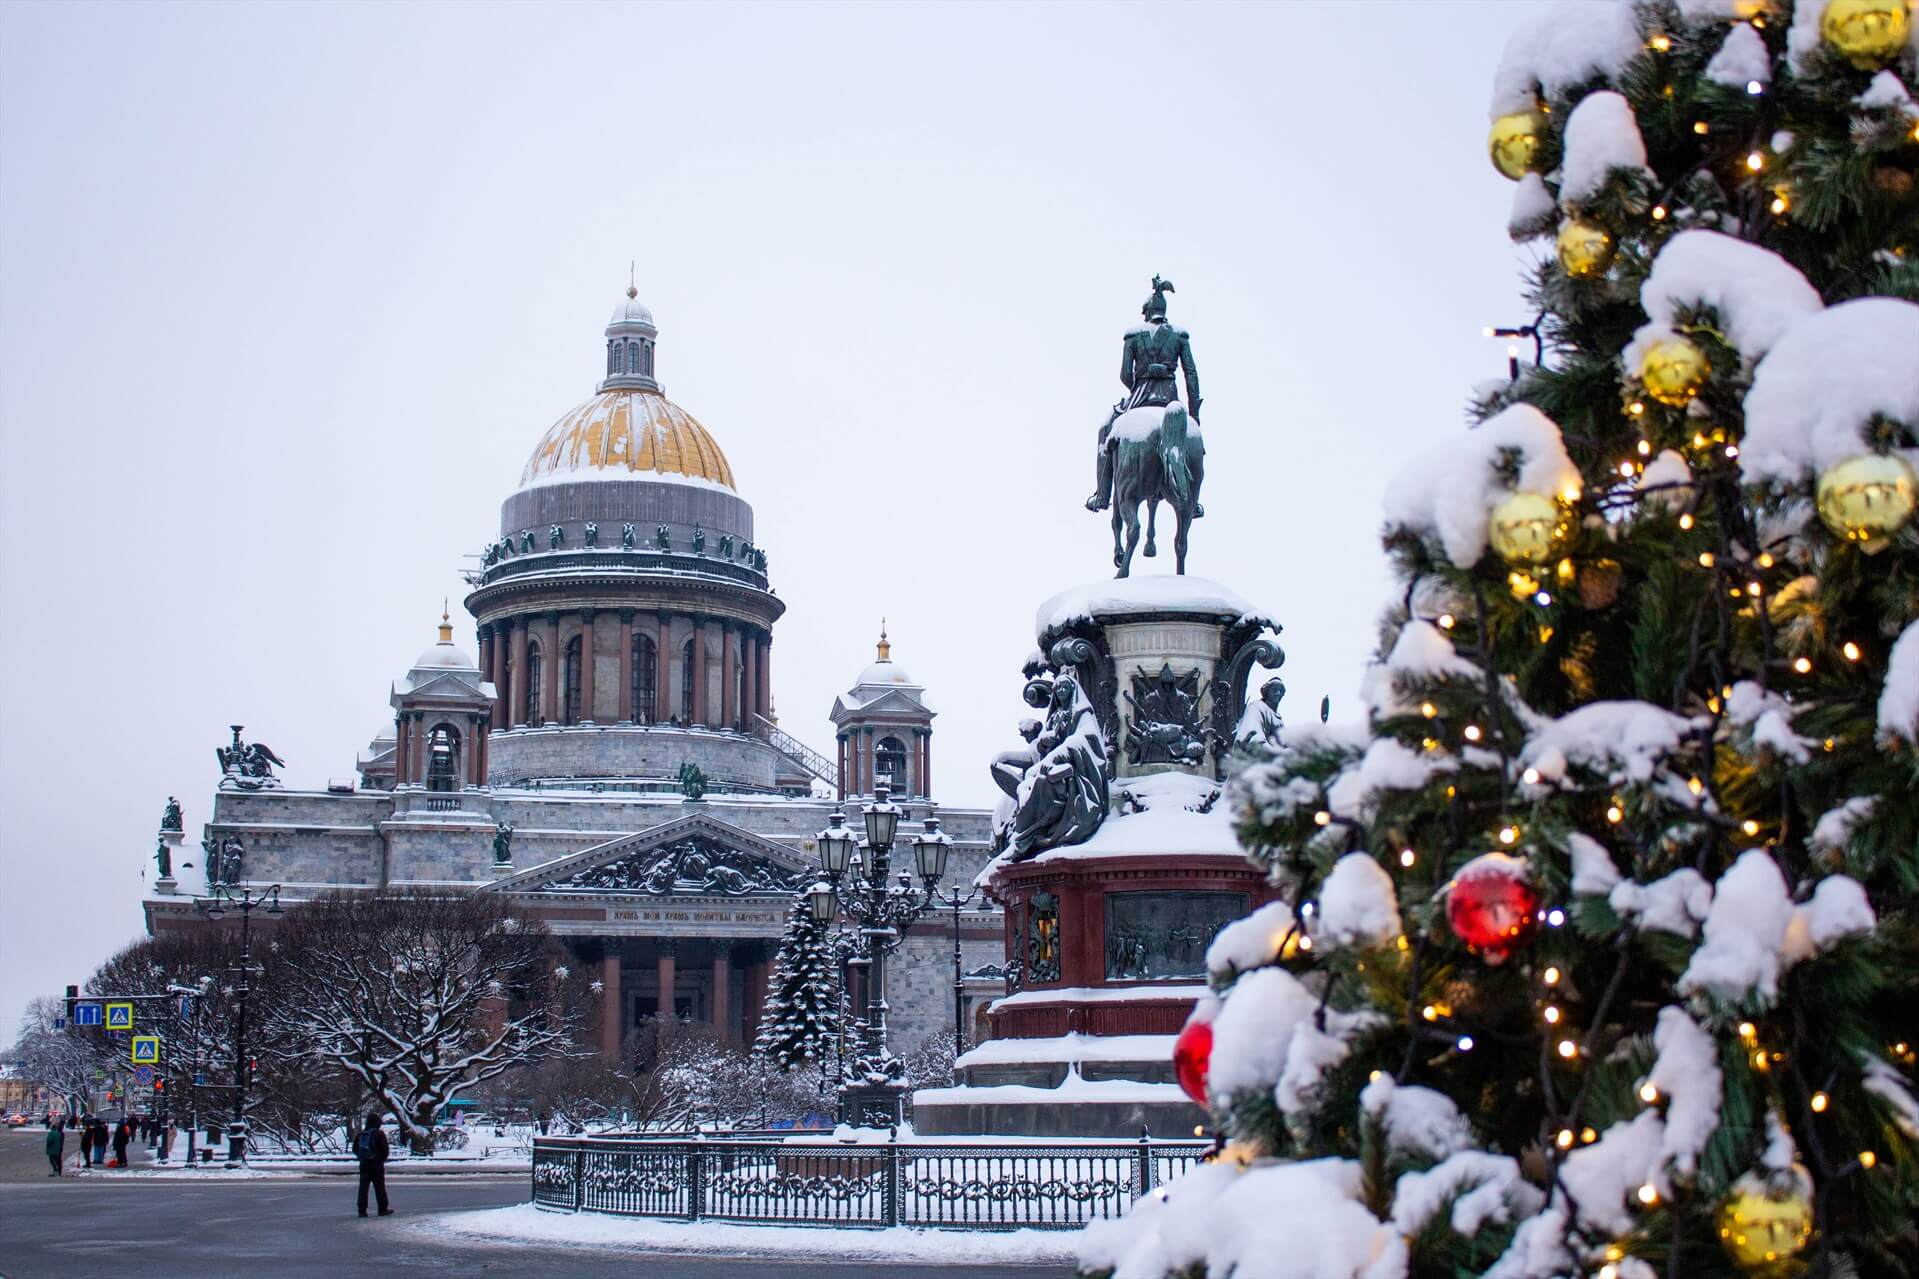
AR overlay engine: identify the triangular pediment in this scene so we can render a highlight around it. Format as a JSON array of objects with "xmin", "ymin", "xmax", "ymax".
[
  {"xmin": 391, "ymin": 672, "xmax": 495, "ymax": 708},
  {"xmin": 488, "ymin": 811, "xmax": 811, "ymax": 899},
  {"xmin": 831, "ymin": 688, "xmax": 932, "ymax": 723}
]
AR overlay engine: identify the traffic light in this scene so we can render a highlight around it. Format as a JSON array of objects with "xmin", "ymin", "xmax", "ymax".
[
  {"xmin": 65, "ymin": 985, "xmax": 78, "ymax": 1024},
  {"xmin": 153, "ymin": 1079, "xmax": 165, "ymax": 1093}
]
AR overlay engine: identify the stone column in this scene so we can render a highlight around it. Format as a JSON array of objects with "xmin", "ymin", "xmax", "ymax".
[
  {"xmin": 710, "ymin": 941, "xmax": 733, "ymax": 1044},
  {"xmin": 617, "ymin": 610, "xmax": 634, "ymax": 723},
  {"xmin": 394, "ymin": 715, "xmax": 410, "ymax": 787},
  {"xmin": 509, "ymin": 619, "xmax": 528, "ymax": 729},
  {"xmin": 477, "ymin": 626, "xmax": 494, "ymax": 727},
  {"xmin": 477, "ymin": 721, "xmax": 489, "ymax": 787},
  {"xmin": 692, "ymin": 617, "xmax": 709, "ymax": 727},
  {"xmin": 656, "ymin": 612, "xmax": 673, "ymax": 724},
  {"xmin": 468, "ymin": 715, "xmax": 482, "ymax": 786},
  {"xmin": 836, "ymin": 735, "xmax": 847, "ymax": 802},
  {"xmin": 600, "ymin": 947, "xmax": 623, "ymax": 1058},
  {"xmin": 721, "ymin": 623, "xmax": 738, "ymax": 730},
  {"xmin": 756, "ymin": 634, "xmax": 772, "ymax": 720},
  {"xmin": 743, "ymin": 950, "xmax": 768, "ymax": 1047},
  {"xmin": 578, "ymin": 608, "xmax": 597, "ymax": 724},
  {"xmin": 741, "ymin": 630, "xmax": 759, "ymax": 730},
  {"xmin": 922, "ymin": 729, "xmax": 932, "ymax": 798},
  {"xmin": 541, "ymin": 612, "xmax": 560, "ymax": 725},
  {"xmin": 655, "ymin": 943, "xmax": 677, "ymax": 1035},
  {"xmin": 486, "ymin": 625, "xmax": 505, "ymax": 732}
]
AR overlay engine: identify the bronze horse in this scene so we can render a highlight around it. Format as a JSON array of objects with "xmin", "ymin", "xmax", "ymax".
[{"xmin": 1109, "ymin": 403, "xmax": 1204, "ymax": 578}]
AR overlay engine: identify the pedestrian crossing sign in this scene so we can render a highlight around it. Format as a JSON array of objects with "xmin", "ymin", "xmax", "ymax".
[
  {"xmin": 130, "ymin": 1034, "xmax": 160, "ymax": 1065},
  {"xmin": 105, "ymin": 1002, "xmax": 133, "ymax": 1030}
]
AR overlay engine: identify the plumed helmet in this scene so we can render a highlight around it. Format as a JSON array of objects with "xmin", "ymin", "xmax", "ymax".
[{"xmin": 1142, "ymin": 275, "xmax": 1175, "ymax": 320}]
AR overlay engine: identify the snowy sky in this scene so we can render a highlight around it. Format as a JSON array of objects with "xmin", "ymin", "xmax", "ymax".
[{"xmin": 0, "ymin": 0, "xmax": 1551, "ymax": 1037}]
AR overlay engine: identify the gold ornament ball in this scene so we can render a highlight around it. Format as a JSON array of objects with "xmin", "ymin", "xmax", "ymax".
[
  {"xmin": 1816, "ymin": 452, "xmax": 1918, "ymax": 550},
  {"xmin": 1717, "ymin": 1173, "xmax": 1814, "ymax": 1271},
  {"xmin": 1489, "ymin": 491, "xmax": 1565, "ymax": 565},
  {"xmin": 1489, "ymin": 109, "xmax": 1546, "ymax": 181},
  {"xmin": 1557, "ymin": 217, "xmax": 1615, "ymax": 279},
  {"xmin": 1821, "ymin": 0, "xmax": 1911, "ymax": 69},
  {"xmin": 1639, "ymin": 336, "xmax": 1709, "ymax": 407}
]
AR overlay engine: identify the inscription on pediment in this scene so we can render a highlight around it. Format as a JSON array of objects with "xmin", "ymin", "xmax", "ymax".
[{"xmin": 540, "ymin": 836, "xmax": 804, "ymax": 897}]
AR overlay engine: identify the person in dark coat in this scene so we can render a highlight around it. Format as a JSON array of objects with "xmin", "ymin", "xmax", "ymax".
[
  {"xmin": 91, "ymin": 1117, "xmax": 109, "ymax": 1167},
  {"xmin": 46, "ymin": 1120, "xmax": 65, "ymax": 1176},
  {"xmin": 113, "ymin": 1118, "xmax": 132, "ymax": 1167},
  {"xmin": 354, "ymin": 1112, "xmax": 392, "ymax": 1217},
  {"xmin": 77, "ymin": 1115, "xmax": 92, "ymax": 1168}
]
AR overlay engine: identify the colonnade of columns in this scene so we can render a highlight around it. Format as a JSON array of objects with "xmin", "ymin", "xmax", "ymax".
[
  {"xmin": 392, "ymin": 710, "xmax": 490, "ymax": 788},
  {"xmin": 836, "ymin": 725, "xmax": 933, "ymax": 800},
  {"xmin": 589, "ymin": 938, "xmax": 774, "ymax": 1058},
  {"xmin": 481, "ymin": 611, "xmax": 773, "ymax": 732}
]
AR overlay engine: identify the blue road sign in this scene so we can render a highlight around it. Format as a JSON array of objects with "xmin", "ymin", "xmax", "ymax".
[
  {"xmin": 74, "ymin": 1003, "xmax": 104, "ymax": 1027},
  {"xmin": 135, "ymin": 1065, "xmax": 155, "ymax": 1085},
  {"xmin": 193, "ymin": 1073, "xmax": 206, "ymax": 1085},
  {"xmin": 177, "ymin": 995, "xmax": 193, "ymax": 1019},
  {"xmin": 131, "ymin": 1035, "xmax": 160, "ymax": 1065},
  {"xmin": 53, "ymin": 1018, "xmax": 66, "ymax": 1030}
]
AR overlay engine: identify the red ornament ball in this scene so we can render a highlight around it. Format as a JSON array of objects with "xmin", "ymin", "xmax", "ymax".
[
  {"xmin": 1173, "ymin": 1015, "xmax": 1214, "ymax": 1105},
  {"xmin": 1446, "ymin": 853, "xmax": 1541, "ymax": 964}
]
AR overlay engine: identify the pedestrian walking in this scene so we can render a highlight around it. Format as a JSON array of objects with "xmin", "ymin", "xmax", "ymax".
[
  {"xmin": 92, "ymin": 1116, "xmax": 109, "ymax": 1167},
  {"xmin": 353, "ymin": 1112, "xmax": 392, "ymax": 1218},
  {"xmin": 78, "ymin": 1115, "xmax": 94, "ymax": 1168},
  {"xmin": 112, "ymin": 1118, "xmax": 132, "ymax": 1168},
  {"xmin": 45, "ymin": 1119, "xmax": 65, "ymax": 1176}
]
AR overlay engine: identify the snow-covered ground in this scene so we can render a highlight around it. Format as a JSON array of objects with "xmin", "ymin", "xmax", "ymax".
[{"xmin": 415, "ymin": 1202, "xmax": 1079, "ymax": 1263}]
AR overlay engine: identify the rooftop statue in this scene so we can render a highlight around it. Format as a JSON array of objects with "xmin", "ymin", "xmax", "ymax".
[
  {"xmin": 1086, "ymin": 277, "xmax": 1206, "ymax": 578},
  {"xmin": 216, "ymin": 725, "xmax": 285, "ymax": 791}
]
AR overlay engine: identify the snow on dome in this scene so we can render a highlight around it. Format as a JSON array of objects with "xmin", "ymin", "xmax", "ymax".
[
  {"xmin": 414, "ymin": 639, "xmax": 477, "ymax": 671},
  {"xmin": 1382, "ymin": 403, "xmax": 1579, "ymax": 569},
  {"xmin": 1559, "ymin": 91, "xmax": 1650, "ymax": 206},
  {"xmin": 1035, "ymin": 575, "xmax": 1277, "ymax": 638},
  {"xmin": 1489, "ymin": 1, "xmax": 1643, "ymax": 117},
  {"xmin": 609, "ymin": 294, "xmax": 656, "ymax": 328},
  {"xmin": 854, "ymin": 659, "xmax": 916, "ymax": 687},
  {"xmin": 1741, "ymin": 297, "xmax": 1919, "ymax": 486},
  {"xmin": 518, "ymin": 388, "xmax": 737, "ymax": 492},
  {"xmin": 1621, "ymin": 231, "xmax": 1823, "ymax": 371}
]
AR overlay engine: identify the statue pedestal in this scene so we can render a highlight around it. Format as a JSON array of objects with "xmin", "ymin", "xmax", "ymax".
[
  {"xmin": 154, "ymin": 877, "xmax": 178, "ymax": 896},
  {"xmin": 913, "ymin": 575, "xmax": 1283, "ymax": 1139}
]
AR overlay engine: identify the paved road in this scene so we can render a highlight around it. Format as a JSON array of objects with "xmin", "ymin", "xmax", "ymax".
[{"xmin": 0, "ymin": 1132, "xmax": 1061, "ymax": 1278}]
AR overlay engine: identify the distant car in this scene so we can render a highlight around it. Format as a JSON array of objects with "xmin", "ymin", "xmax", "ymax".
[{"xmin": 4, "ymin": 1113, "xmax": 27, "ymax": 1127}]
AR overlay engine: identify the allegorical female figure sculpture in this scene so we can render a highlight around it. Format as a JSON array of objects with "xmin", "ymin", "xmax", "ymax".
[{"xmin": 996, "ymin": 673, "xmax": 1110, "ymax": 859}]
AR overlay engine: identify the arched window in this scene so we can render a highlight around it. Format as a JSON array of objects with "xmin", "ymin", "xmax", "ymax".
[
  {"xmin": 606, "ymin": 341, "xmax": 617, "ymax": 377},
  {"xmin": 680, "ymin": 637, "xmax": 696, "ymax": 722},
  {"xmin": 426, "ymin": 725, "xmax": 460, "ymax": 792},
  {"xmin": 633, "ymin": 634, "xmax": 657, "ymax": 723},
  {"xmin": 524, "ymin": 643, "xmax": 543, "ymax": 727},
  {"xmin": 626, "ymin": 341, "xmax": 640, "ymax": 374},
  {"xmin": 642, "ymin": 341, "xmax": 654, "ymax": 377},
  {"xmin": 562, "ymin": 635, "xmax": 583, "ymax": 725},
  {"xmin": 876, "ymin": 736, "xmax": 908, "ymax": 794}
]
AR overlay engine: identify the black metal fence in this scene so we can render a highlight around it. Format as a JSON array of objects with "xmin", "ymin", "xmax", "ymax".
[{"xmin": 531, "ymin": 1133, "xmax": 1209, "ymax": 1230}]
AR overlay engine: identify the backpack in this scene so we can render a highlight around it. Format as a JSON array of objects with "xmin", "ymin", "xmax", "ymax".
[{"xmin": 353, "ymin": 1129, "xmax": 374, "ymax": 1159}]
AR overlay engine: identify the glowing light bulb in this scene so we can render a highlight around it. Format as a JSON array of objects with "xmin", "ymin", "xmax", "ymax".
[
  {"xmin": 1544, "ymin": 1005, "xmax": 1562, "ymax": 1024},
  {"xmin": 1651, "ymin": 206, "xmax": 1668, "ymax": 221},
  {"xmin": 1628, "ymin": 401, "xmax": 1646, "ymax": 416},
  {"xmin": 1639, "ymin": 1082, "xmax": 1659, "ymax": 1103},
  {"xmin": 1606, "ymin": 805, "xmax": 1624, "ymax": 824},
  {"xmin": 1422, "ymin": 1004, "xmax": 1439, "ymax": 1021},
  {"xmin": 1757, "ymin": 552, "xmax": 1774, "ymax": 568},
  {"xmin": 1746, "ymin": 151, "xmax": 1765, "ymax": 171},
  {"xmin": 1437, "ymin": 613, "xmax": 1456, "ymax": 630},
  {"xmin": 1399, "ymin": 848, "xmax": 1416, "ymax": 868},
  {"xmin": 1649, "ymin": 32, "xmax": 1671, "ymax": 50},
  {"xmin": 1843, "ymin": 642, "xmax": 1861, "ymax": 661},
  {"xmin": 1636, "ymin": 439, "xmax": 1651, "ymax": 456},
  {"xmin": 1421, "ymin": 702, "xmax": 1438, "ymax": 718},
  {"xmin": 1542, "ymin": 966, "xmax": 1561, "ymax": 985},
  {"xmin": 1747, "ymin": 581, "xmax": 1762, "ymax": 597},
  {"xmin": 1811, "ymin": 1092, "xmax": 1829, "ymax": 1113},
  {"xmin": 1859, "ymin": 1150, "xmax": 1877, "ymax": 1169},
  {"xmin": 1746, "ymin": 79, "xmax": 1764, "ymax": 95},
  {"xmin": 1679, "ymin": 513, "xmax": 1694, "ymax": 530},
  {"xmin": 1693, "ymin": 121, "xmax": 1710, "ymax": 135},
  {"xmin": 1793, "ymin": 657, "xmax": 1812, "ymax": 674},
  {"xmin": 1464, "ymin": 724, "xmax": 1483, "ymax": 742},
  {"xmin": 1698, "ymin": 552, "xmax": 1715, "ymax": 568},
  {"xmin": 1771, "ymin": 195, "xmax": 1788, "ymax": 214},
  {"xmin": 1687, "ymin": 776, "xmax": 1705, "ymax": 796},
  {"xmin": 1556, "ymin": 1128, "xmax": 1574, "ymax": 1149},
  {"xmin": 1535, "ymin": 591, "xmax": 1553, "ymax": 607},
  {"xmin": 1314, "ymin": 810, "xmax": 1331, "ymax": 827},
  {"xmin": 1521, "ymin": 767, "xmax": 1540, "ymax": 785},
  {"xmin": 1558, "ymin": 1039, "xmax": 1579, "ymax": 1059},
  {"xmin": 1738, "ymin": 1022, "xmax": 1757, "ymax": 1040},
  {"xmin": 1637, "ymin": 1183, "xmax": 1660, "ymax": 1205},
  {"xmin": 1742, "ymin": 819, "xmax": 1760, "ymax": 837},
  {"xmin": 1547, "ymin": 909, "xmax": 1565, "ymax": 927},
  {"xmin": 1296, "ymin": 935, "xmax": 1312, "ymax": 952},
  {"xmin": 1581, "ymin": 1127, "xmax": 1597, "ymax": 1143},
  {"xmin": 1618, "ymin": 460, "xmax": 1636, "ymax": 478},
  {"xmin": 1457, "ymin": 1035, "xmax": 1475, "ymax": 1052}
]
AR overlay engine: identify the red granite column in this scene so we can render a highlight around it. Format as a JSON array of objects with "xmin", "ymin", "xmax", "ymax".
[
  {"xmin": 692, "ymin": 618, "xmax": 709, "ymax": 726},
  {"xmin": 477, "ymin": 722, "xmax": 489, "ymax": 786},
  {"xmin": 617, "ymin": 611, "xmax": 634, "ymax": 723},
  {"xmin": 742, "ymin": 631, "xmax": 759, "ymax": 729},
  {"xmin": 721, "ymin": 624, "xmax": 738, "ymax": 729},
  {"xmin": 541, "ymin": 613, "xmax": 560, "ymax": 725},
  {"xmin": 656, "ymin": 945, "xmax": 677, "ymax": 1037},
  {"xmin": 485, "ymin": 625, "xmax": 505, "ymax": 732},
  {"xmin": 394, "ymin": 716, "xmax": 409, "ymax": 787},
  {"xmin": 710, "ymin": 943, "xmax": 732, "ymax": 1044},
  {"xmin": 600, "ymin": 949, "xmax": 623, "ymax": 1058},
  {"xmin": 468, "ymin": 715, "xmax": 482, "ymax": 786},
  {"xmin": 579, "ymin": 609, "xmax": 597, "ymax": 723},
  {"xmin": 656, "ymin": 613, "xmax": 673, "ymax": 723},
  {"xmin": 756, "ymin": 635, "xmax": 771, "ymax": 720},
  {"xmin": 836, "ymin": 735, "xmax": 847, "ymax": 802},
  {"xmin": 509, "ymin": 619, "xmax": 528, "ymax": 728},
  {"xmin": 922, "ymin": 730, "xmax": 932, "ymax": 799}
]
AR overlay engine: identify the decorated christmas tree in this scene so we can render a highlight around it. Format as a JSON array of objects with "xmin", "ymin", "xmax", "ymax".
[
  {"xmin": 1082, "ymin": 2, "xmax": 1917, "ymax": 1276},
  {"xmin": 754, "ymin": 893, "xmax": 844, "ymax": 1072}
]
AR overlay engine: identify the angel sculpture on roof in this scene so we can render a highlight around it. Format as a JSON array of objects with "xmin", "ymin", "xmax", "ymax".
[{"xmin": 217, "ymin": 725, "xmax": 286, "ymax": 791}]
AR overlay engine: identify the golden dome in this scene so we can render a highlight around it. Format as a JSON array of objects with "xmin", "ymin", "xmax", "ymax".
[{"xmin": 519, "ymin": 388, "xmax": 736, "ymax": 491}]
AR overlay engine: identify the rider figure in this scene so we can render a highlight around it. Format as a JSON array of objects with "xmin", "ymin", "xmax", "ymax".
[{"xmin": 1086, "ymin": 276, "xmax": 1202, "ymax": 513}]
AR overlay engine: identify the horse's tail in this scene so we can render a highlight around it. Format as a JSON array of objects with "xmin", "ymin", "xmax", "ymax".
[{"xmin": 1159, "ymin": 405, "xmax": 1192, "ymax": 504}]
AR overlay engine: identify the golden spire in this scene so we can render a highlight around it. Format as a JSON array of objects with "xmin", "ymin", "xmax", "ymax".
[
  {"xmin": 438, "ymin": 600, "xmax": 453, "ymax": 644},
  {"xmin": 876, "ymin": 618, "xmax": 891, "ymax": 662}
]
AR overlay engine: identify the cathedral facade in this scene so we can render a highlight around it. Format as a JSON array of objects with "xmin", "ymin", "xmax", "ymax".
[{"xmin": 144, "ymin": 289, "xmax": 1002, "ymax": 1059}]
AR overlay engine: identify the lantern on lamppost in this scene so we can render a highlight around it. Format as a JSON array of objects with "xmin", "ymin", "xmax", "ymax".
[{"xmin": 812, "ymin": 786, "xmax": 946, "ymax": 1128}]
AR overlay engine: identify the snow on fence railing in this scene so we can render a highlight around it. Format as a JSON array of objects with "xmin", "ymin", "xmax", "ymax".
[{"xmin": 530, "ymin": 1133, "xmax": 1210, "ymax": 1230}]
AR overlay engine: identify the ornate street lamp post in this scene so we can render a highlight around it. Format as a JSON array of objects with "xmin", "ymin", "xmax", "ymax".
[
  {"xmin": 812, "ymin": 787, "xmax": 950, "ymax": 1127},
  {"xmin": 930, "ymin": 875, "xmax": 984, "ymax": 1056},
  {"xmin": 197, "ymin": 879, "xmax": 282, "ymax": 1166}
]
